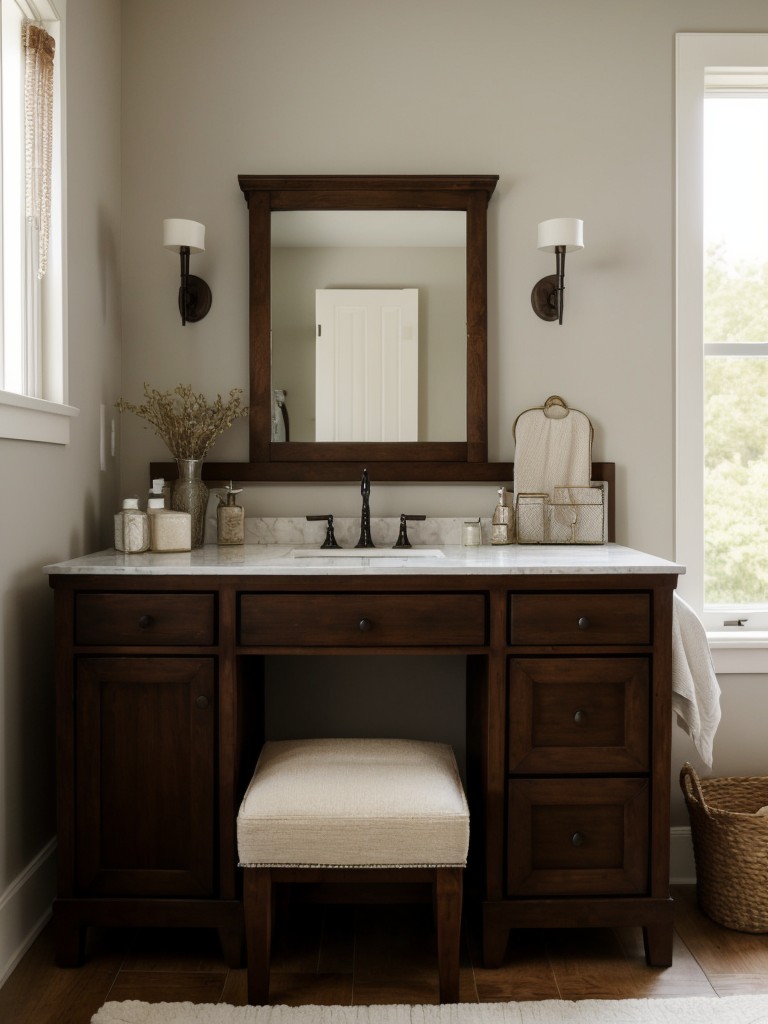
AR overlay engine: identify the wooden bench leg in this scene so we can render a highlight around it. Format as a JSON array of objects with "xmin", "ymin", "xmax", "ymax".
[
  {"xmin": 243, "ymin": 867, "xmax": 272, "ymax": 1005},
  {"xmin": 435, "ymin": 867, "xmax": 463, "ymax": 1003}
]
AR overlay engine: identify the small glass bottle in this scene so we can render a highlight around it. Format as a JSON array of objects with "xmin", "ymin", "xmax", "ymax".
[
  {"xmin": 462, "ymin": 519, "xmax": 481, "ymax": 546},
  {"xmin": 147, "ymin": 496, "xmax": 192, "ymax": 552},
  {"xmin": 114, "ymin": 497, "xmax": 150, "ymax": 553},
  {"xmin": 491, "ymin": 485, "xmax": 513, "ymax": 545},
  {"xmin": 217, "ymin": 481, "xmax": 245, "ymax": 545}
]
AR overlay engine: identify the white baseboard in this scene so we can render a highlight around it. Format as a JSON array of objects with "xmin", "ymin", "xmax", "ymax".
[
  {"xmin": 670, "ymin": 825, "xmax": 696, "ymax": 884},
  {"xmin": 0, "ymin": 839, "xmax": 56, "ymax": 989}
]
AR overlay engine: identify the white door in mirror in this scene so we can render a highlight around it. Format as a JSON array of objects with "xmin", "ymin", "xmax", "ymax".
[{"xmin": 315, "ymin": 288, "xmax": 418, "ymax": 442}]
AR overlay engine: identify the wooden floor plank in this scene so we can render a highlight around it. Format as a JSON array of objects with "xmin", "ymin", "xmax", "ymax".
[
  {"xmin": 545, "ymin": 928, "xmax": 645, "ymax": 1001},
  {"xmin": 672, "ymin": 885, "xmax": 768, "ymax": 976},
  {"xmin": 470, "ymin": 928, "xmax": 561, "ymax": 1002},
  {"xmin": 107, "ymin": 970, "xmax": 226, "ymax": 1004},
  {"xmin": 5, "ymin": 886, "xmax": 768, "ymax": 1015}
]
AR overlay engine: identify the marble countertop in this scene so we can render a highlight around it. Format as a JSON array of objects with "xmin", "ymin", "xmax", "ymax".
[{"xmin": 44, "ymin": 543, "xmax": 684, "ymax": 577}]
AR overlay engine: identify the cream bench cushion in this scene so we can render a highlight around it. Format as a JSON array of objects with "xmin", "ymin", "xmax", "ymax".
[{"xmin": 237, "ymin": 737, "xmax": 469, "ymax": 868}]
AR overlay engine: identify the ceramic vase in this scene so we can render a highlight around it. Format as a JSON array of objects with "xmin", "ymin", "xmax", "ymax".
[{"xmin": 172, "ymin": 458, "xmax": 208, "ymax": 548}]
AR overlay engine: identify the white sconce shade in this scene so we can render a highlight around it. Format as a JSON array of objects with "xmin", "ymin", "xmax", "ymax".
[
  {"xmin": 537, "ymin": 217, "xmax": 584, "ymax": 253},
  {"xmin": 163, "ymin": 218, "xmax": 206, "ymax": 254}
]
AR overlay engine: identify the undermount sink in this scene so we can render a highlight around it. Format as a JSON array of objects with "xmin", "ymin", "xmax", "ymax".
[{"xmin": 289, "ymin": 547, "xmax": 446, "ymax": 559}]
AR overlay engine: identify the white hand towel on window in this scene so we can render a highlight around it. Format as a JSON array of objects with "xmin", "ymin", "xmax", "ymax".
[{"xmin": 672, "ymin": 593, "xmax": 721, "ymax": 769}]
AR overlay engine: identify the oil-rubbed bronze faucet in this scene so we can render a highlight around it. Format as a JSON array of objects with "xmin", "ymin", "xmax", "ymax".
[{"xmin": 355, "ymin": 468, "xmax": 375, "ymax": 548}]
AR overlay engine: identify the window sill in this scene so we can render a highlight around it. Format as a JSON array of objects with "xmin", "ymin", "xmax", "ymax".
[
  {"xmin": 0, "ymin": 390, "xmax": 79, "ymax": 444},
  {"xmin": 708, "ymin": 632, "xmax": 768, "ymax": 674}
]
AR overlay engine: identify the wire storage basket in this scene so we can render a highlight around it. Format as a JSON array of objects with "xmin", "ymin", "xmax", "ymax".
[{"xmin": 680, "ymin": 762, "xmax": 768, "ymax": 932}]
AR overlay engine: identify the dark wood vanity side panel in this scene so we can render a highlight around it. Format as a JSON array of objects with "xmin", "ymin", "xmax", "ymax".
[
  {"xmin": 217, "ymin": 583, "xmax": 238, "ymax": 901},
  {"xmin": 650, "ymin": 581, "xmax": 675, "ymax": 899},
  {"xmin": 54, "ymin": 586, "xmax": 76, "ymax": 897}
]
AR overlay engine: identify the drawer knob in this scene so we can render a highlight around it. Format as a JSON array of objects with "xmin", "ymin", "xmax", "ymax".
[
  {"xmin": 138, "ymin": 614, "xmax": 153, "ymax": 629},
  {"xmin": 358, "ymin": 618, "xmax": 373, "ymax": 632},
  {"xmin": 196, "ymin": 695, "xmax": 210, "ymax": 710},
  {"xmin": 571, "ymin": 831, "xmax": 585, "ymax": 847},
  {"xmin": 577, "ymin": 616, "xmax": 590, "ymax": 630},
  {"xmin": 573, "ymin": 709, "xmax": 587, "ymax": 725}
]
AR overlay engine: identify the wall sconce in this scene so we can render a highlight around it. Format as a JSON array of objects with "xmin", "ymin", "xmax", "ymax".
[
  {"xmin": 162, "ymin": 218, "xmax": 212, "ymax": 326},
  {"xmin": 531, "ymin": 218, "xmax": 584, "ymax": 325}
]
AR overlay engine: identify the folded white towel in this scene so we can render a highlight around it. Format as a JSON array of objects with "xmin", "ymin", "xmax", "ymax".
[{"xmin": 672, "ymin": 593, "xmax": 721, "ymax": 769}]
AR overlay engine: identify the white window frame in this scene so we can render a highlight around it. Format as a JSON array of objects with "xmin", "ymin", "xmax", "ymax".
[
  {"xmin": 0, "ymin": 0, "xmax": 76, "ymax": 443},
  {"xmin": 676, "ymin": 33, "xmax": 768, "ymax": 671}
]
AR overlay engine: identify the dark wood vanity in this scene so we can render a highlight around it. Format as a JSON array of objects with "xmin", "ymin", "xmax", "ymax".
[
  {"xmin": 47, "ymin": 544, "xmax": 681, "ymax": 974},
  {"xmin": 62, "ymin": 173, "xmax": 681, "ymax": 981}
]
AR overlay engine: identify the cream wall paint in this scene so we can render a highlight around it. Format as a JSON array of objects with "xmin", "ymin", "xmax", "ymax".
[
  {"xmin": 118, "ymin": 0, "xmax": 768, "ymax": 833},
  {"xmin": 0, "ymin": 0, "xmax": 122, "ymax": 982}
]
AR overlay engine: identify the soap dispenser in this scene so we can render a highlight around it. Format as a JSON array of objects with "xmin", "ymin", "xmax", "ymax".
[
  {"xmin": 491, "ymin": 486, "xmax": 513, "ymax": 545},
  {"xmin": 217, "ymin": 481, "xmax": 245, "ymax": 545}
]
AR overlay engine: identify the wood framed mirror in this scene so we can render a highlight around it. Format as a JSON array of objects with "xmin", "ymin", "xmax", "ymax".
[{"xmin": 228, "ymin": 173, "xmax": 511, "ymax": 482}]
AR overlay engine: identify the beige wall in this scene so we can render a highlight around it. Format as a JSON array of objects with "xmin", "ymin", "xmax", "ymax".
[{"xmin": 0, "ymin": 0, "xmax": 122, "ymax": 980}]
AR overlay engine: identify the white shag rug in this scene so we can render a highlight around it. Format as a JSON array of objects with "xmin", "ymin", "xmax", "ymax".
[{"xmin": 91, "ymin": 996, "xmax": 768, "ymax": 1024}]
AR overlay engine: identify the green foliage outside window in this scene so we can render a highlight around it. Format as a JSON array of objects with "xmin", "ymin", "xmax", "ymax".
[{"xmin": 703, "ymin": 246, "xmax": 768, "ymax": 605}]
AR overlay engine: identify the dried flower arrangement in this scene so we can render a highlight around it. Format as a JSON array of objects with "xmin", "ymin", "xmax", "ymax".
[{"xmin": 117, "ymin": 383, "xmax": 248, "ymax": 461}]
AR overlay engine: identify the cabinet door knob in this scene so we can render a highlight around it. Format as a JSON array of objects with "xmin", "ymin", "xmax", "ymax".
[
  {"xmin": 138, "ymin": 614, "xmax": 153, "ymax": 629},
  {"xmin": 573, "ymin": 709, "xmax": 587, "ymax": 725},
  {"xmin": 196, "ymin": 695, "xmax": 210, "ymax": 710},
  {"xmin": 577, "ymin": 616, "xmax": 590, "ymax": 630},
  {"xmin": 571, "ymin": 831, "xmax": 585, "ymax": 847},
  {"xmin": 358, "ymin": 618, "xmax": 373, "ymax": 632}
]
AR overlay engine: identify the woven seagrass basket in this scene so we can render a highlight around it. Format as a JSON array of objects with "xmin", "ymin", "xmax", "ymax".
[{"xmin": 680, "ymin": 762, "xmax": 768, "ymax": 932}]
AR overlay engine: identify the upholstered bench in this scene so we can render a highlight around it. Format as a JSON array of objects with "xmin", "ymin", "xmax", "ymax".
[{"xmin": 237, "ymin": 737, "xmax": 470, "ymax": 1004}]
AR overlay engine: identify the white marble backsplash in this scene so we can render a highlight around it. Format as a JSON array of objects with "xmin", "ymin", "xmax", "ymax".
[{"xmin": 204, "ymin": 513, "xmax": 492, "ymax": 548}]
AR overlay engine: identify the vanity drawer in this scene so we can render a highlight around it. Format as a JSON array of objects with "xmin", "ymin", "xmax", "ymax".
[
  {"xmin": 238, "ymin": 592, "xmax": 487, "ymax": 647},
  {"xmin": 508, "ymin": 657, "xmax": 649, "ymax": 773},
  {"xmin": 509, "ymin": 592, "xmax": 650, "ymax": 646},
  {"xmin": 75, "ymin": 593, "xmax": 216, "ymax": 646},
  {"xmin": 507, "ymin": 777, "xmax": 649, "ymax": 897}
]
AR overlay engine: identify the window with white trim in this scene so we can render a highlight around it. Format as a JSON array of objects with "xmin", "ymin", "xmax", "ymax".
[
  {"xmin": 0, "ymin": 0, "xmax": 76, "ymax": 443},
  {"xmin": 677, "ymin": 34, "xmax": 768, "ymax": 641}
]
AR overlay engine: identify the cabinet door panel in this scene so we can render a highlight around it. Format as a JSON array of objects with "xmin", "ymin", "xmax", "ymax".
[
  {"xmin": 507, "ymin": 777, "xmax": 649, "ymax": 896},
  {"xmin": 508, "ymin": 657, "xmax": 649, "ymax": 773},
  {"xmin": 75, "ymin": 657, "xmax": 215, "ymax": 896}
]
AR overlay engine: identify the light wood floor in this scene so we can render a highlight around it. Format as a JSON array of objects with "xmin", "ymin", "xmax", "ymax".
[{"xmin": 2, "ymin": 886, "xmax": 768, "ymax": 1023}]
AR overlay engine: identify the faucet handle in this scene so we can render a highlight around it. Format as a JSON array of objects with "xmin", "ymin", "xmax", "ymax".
[
  {"xmin": 306, "ymin": 514, "xmax": 341, "ymax": 549},
  {"xmin": 393, "ymin": 514, "xmax": 426, "ymax": 549}
]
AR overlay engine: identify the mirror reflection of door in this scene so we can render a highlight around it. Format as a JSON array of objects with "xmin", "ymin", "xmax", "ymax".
[{"xmin": 315, "ymin": 288, "xmax": 418, "ymax": 442}]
